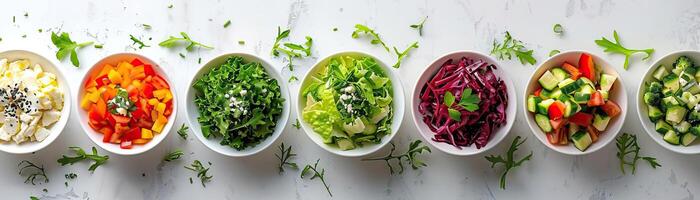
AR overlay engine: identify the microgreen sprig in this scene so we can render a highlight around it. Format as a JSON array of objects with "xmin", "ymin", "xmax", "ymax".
[
  {"xmin": 362, "ymin": 140, "xmax": 431, "ymax": 175},
  {"xmin": 301, "ymin": 159, "xmax": 332, "ymax": 197},
  {"xmin": 352, "ymin": 24, "xmax": 390, "ymax": 52},
  {"xmin": 164, "ymin": 150, "xmax": 184, "ymax": 162},
  {"xmin": 275, "ymin": 143, "xmax": 298, "ymax": 174},
  {"xmin": 18, "ymin": 160, "xmax": 49, "ymax": 185},
  {"xmin": 177, "ymin": 123, "xmax": 189, "ymax": 140},
  {"xmin": 392, "ymin": 41, "xmax": 419, "ymax": 68},
  {"xmin": 410, "ymin": 16, "xmax": 428, "ymax": 36},
  {"xmin": 129, "ymin": 34, "xmax": 150, "ymax": 49},
  {"xmin": 185, "ymin": 160, "xmax": 212, "ymax": 187},
  {"xmin": 159, "ymin": 32, "xmax": 213, "ymax": 51},
  {"xmin": 57, "ymin": 147, "xmax": 109, "ymax": 172},
  {"xmin": 484, "ymin": 136, "xmax": 533, "ymax": 190},
  {"xmin": 490, "ymin": 31, "xmax": 536, "ymax": 65},
  {"xmin": 595, "ymin": 30, "xmax": 654, "ymax": 70},
  {"xmin": 616, "ymin": 133, "xmax": 661, "ymax": 175},
  {"xmin": 51, "ymin": 32, "xmax": 93, "ymax": 67}
]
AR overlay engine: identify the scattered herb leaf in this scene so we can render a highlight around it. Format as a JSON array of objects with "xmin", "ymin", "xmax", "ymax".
[
  {"xmin": 549, "ymin": 50, "xmax": 560, "ymax": 57},
  {"xmin": 362, "ymin": 140, "xmax": 431, "ymax": 175},
  {"xmin": 289, "ymin": 76, "xmax": 299, "ymax": 83},
  {"xmin": 595, "ymin": 30, "xmax": 654, "ymax": 70},
  {"xmin": 168, "ymin": 4, "xmax": 173, "ymax": 8},
  {"xmin": 484, "ymin": 136, "xmax": 533, "ymax": 190},
  {"xmin": 392, "ymin": 41, "xmax": 419, "ymax": 68},
  {"xmin": 30, "ymin": 196, "xmax": 39, "ymax": 200},
  {"xmin": 163, "ymin": 150, "xmax": 184, "ymax": 162},
  {"xmin": 57, "ymin": 147, "xmax": 109, "ymax": 172},
  {"xmin": 94, "ymin": 44, "xmax": 103, "ymax": 49},
  {"xmin": 301, "ymin": 159, "xmax": 332, "ymax": 197},
  {"xmin": 275, "ymin": 143, "xmax": 298, "ymax": 174},
  {"xmin": 332, "ymin": 27, "xmax": 338, "ymax": 32},
  {"xmin": 490, "ymin": 31, "xmax": 536, "ymax": 65},
  {"xmin": 129, "ymin": 34, "xmax": 150, "ymax": 49},
  {"xmin": 159, "ymin": 32, "xmax": 213, "ymax": 51},
  {"xmin": 184, "ymin": 160, "xmax": 212, "ymax": 187},
  {"xmin": 293, "ymin": 119, "xmax": 301, "ymax": 129},
  {"xmin": 238, "ymin": 40, "xmax": 245, "ymax": 45},
  {"xmin": 409, "ymin": 16, "xmax": 428, "ymax": 36},
  {"xmin": 616, "ymin": 133, "xmax": 661, "ymax": 175},
  {"xmin": 18, "ymin": 160, "xmax": 49, "ymax": 185},
  {"xmin": 51, "ymin": 32, "xmax": 93, "ymax": 67},
  {"xmin": 553, "ymin": 24, "xmax": 563, "ymax": 34},
  {"xmin": 142, "ymin": 24, "xmax": 152, "ymax": 30},
  {"xmin": 179, "ymin": 53, "xmax": 185, "ymax": 58},
  {"xmin": 352, "ymin": 24, "xmax": 390, "ymax": 52},
  {"xmin": 223, "ymin": 20, "xmax": 231, "ymax": 28},
  {"xmin": 64, "ymin": 173, "xmax": 77, "ymax": 180}
]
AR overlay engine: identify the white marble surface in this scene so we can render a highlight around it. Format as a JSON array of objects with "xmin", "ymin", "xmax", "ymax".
[{"xmin": 0, "ymin": 0, "xmax": 699, "ymax": 199}]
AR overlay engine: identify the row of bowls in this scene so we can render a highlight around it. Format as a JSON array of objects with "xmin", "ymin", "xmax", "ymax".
[{"xmin": 0, "ymin": 48, "xmax": 697, "ymax": 157}]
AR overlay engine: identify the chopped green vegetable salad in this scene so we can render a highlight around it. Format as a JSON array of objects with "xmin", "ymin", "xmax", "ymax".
[
  {"xmin": 301, "ymin": 55, "xmax": 394, "ymax": 150},
  {"xmin": 193, "ymin": 56, "xmax": 285, "ymax": 150}
]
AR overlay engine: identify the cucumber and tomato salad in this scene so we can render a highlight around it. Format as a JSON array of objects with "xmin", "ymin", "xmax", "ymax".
[
  {"xmin": 643, "ymin": 56, "xmax": 700, "ymax": 146},
  {"xmin": 528, "ymin": 53, "xmax": 621, "ymax": 152}
]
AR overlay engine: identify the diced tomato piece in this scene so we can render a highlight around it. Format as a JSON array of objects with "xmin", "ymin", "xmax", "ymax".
[
  {"xmin": 562, "ymin": 62, "xmax": 581, "ymax": 80},
  {"xmin": 587, "ymin": 91, "xmax": 605, "ymax": 107},
  {"xmin": 111, "ymin": 114, "xmax": 131, "ymax": 124},
  {"xmin": 569, "ymin": 112, "xmax": 594, "ymax": 127},
  {"xmin": 152, "ymin": 75, "xmax": 170, "ymax": 89},
  {"xmin": 130, "ymin": 58, "xmax": 145, "ymax": 67},
  {"xmin": 99, "ymin": 127, "xmax": 114, "ymax": 143},
  {"xmin": 141, "ymin": 83, "xmax": 154, "ymax": 98},
  {"xmin": 88, "ymin": 108, "xmax": 103, "ymax": 122},
  {"xmin": 548, "ymin": 101, "xmax": 566, "ymax": 120},
  {"xmin": 587, "ymin": 126, "xmax": 600, "ymax": 142},
  {"xmin": 143, "ymin": 64, "xmax": 155, "ymax": 76},
  {"xmin": 547, "ymin": 130, "xmax": 560, "ymax": 144},
  {"xmin": 559, "ymin": 126, "xmax": 569, "ymax": 145},
  {"xmin": 578, "ymin": 53, "xmax": 595, "ymax": 82},
  {"xmin": 131, "ymin": 109, "xmax": 145, "ymax": 119},
  {"xmin": 124, "ymin": 128, "xmax": 142, "ymax": 141},
  {"xmin": 164, "ymin": 100, "xmax": 173, "ymax": 117},
  {"xmin": 120, "ymin": 140, "xmax": 133, "ymax": 149},
  {"xmin": 136, "ymin": 118, "xmax": 154, "ymax": 129},
  {"xmin": 534, "ymin": 88, "xmax": 542, "ymax": 97},
  {"xmin": 600, "ymin": 100, "xmax": 621, "ymax": 117},
  {"xmin": 550, "ymin": 118, "xmax": 567, "ymax": 130}
]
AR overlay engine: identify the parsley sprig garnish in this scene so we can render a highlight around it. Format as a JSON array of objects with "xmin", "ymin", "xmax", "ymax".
[
  {"xmin": 485, "ymin": 136, "xmax": 533, "ymax": 190},
  {"xmin": 392, "ymin": 41, "xmax": 419, "ymax": 68},
  {"xmin": 18, "ymin": 160, "xmax": 49, "ymax": 185},
  {"xmin": 616, "ymin": 133, "xmax": 661, "ymax": 175},
  {"xmin": 57, "ymin": 147, "xmax": 109, "ymax": 172},
  {"xmin": 185, "ymin": 160, "xmax": 212, "ymax": 187},
  {"xmin": 163, "ymin": 150, "xmax": 184, "ymax": 162},
  {"xmin": 595, "ymin": 30, "xmax": 654, "ymax": 70},
  {"xmin": 301, "ymin": 159, "xmax": 332, "ymax": 197},
  {"xmin": 270, "ymin": 27, "xmax": 313, "ymax": 71},
  {"xmin": 362, "ymin": 140, "xmax": 431, "ymax": 175},
  {"xmin": 275, "ymin": 143, "xmax": 298, "ymax": 174},
  {"xmin": 177, "ymin": 123, "xmax": 189, "ymax": 140},
  {"xmin": 490, "ymin": 31, "xmax": 536, "ymax": 65},
  {"xmin": 444, "ymin": 88, "xmax": 480, "ymax": 121},
  {"xmin": 410, "ymin": 16, "xmax": 427, "ymax": 36},
  {"xmin": 159, "ymin": 32, "xmax": 213, "ymax": 51},
  {"xmin": 352, "ymin": 24, "xmax": 390, "ymax": 52},
  {"xmin": 50, "ymin": 32, "xmax": 93, "ymax": 67},
  {"xmin": 129, "ymin": 34, "xmax": 150, "ymax": 49}
]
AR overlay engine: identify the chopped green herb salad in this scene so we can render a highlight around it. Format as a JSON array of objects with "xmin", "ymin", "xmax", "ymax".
[
  {"xmin": 301, "ymin": 55, "xmax": 394, "ymax": 150},
  {"xmin": 193, "ymin": 56, "xmax": 285, "ymax": 150}
]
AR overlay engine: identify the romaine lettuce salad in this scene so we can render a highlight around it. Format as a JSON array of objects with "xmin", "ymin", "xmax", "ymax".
[
  {"xmin": 302, "ymin": 56, "xmax": 393, "ymax": 150},
  {"xmin": 193, "ymin": 56, "xmax": 284, "ymax": 150}
]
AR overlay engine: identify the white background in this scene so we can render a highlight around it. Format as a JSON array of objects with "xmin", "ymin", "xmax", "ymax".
[{"xmin": 1, "ymin": 0, "xmax": 699, "ymax": 199}]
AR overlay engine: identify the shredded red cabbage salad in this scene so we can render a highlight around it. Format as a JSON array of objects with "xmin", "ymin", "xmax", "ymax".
[{"xmin": 418, "ymin": 57, "xmax": 508, "ymax": 149}]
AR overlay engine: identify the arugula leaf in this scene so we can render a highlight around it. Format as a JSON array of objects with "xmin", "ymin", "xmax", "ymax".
[
  {"xmin": 410, "ymin": 16, "xmax": 427, "ymax": 36},
  {"xmin": 50, "ymin": 32, "xmax": 93, "ymax": 67},
  {"xmin": 159, "ymin": 32, "xmax": 213, "ymax": 51},
  {"xmin": 163, "ymin": 150, "xmax": 184, "ymax": 162},
  {"xmin": 484, "ymin": 136, "xmax": 533, "ymax": 189},
  {"xmin": 352, "ymin": 24, "xmax": 390, "ymax": 52},
  {"xmin": 616, "ymin": 133, "xmax": 661, "ymax": 175},
  {"xmin": 362, "ymin": 140, "xmax": 431, "ymax": 175},
  {"xmin": 129, "ymin": 35, "xmax": 150, "ymax": 49},
  {"xmin": 18, "ymin": 160, "xmax": 49, "ymax": 185},
  {"xmin": 392, "ymin": 41, "xmax": 419, "ymax": 68},
  {"xmin": 301, "ymin": 159, "xmax": 332, "ymax": 197},
  {"xmin": 490, "ymin": 31, "xmax": 536, "ymax": 65},
  {"xmin": 275, "ymin": 143, "xmax": 298, "ymax": 174},
  {"xmin": 595, "ymin": 30, "xmax": 654, "ymax": 70},
  {"xmin": 184, "ymin": 160, "xmax": 212, "ymax": 187},
  {"xmin": 57, "ymin": 147, "xmax": 109, "ymax": 172},
  {"xmin": 177, "ymin": 123, "xmax": 189, "ymax": 140}
]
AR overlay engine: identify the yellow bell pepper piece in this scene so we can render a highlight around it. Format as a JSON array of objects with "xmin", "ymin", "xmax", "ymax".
[
  {"xmin": 151, "ymin": 114, "xmax": 167, "ymax": 133},
  {"xmin": 148, "ymin": 98, "xmax": 159, "ymax": 106},
  {"xmin": 141, "ymin": 128, "xmax": 153, "ymax": 139},
  {"xmin": 156, "ymin": 103, "xmax": 166, "ymax": 114},
  {"xmin": 133, "ymin": 139, "xmax": 150, "ymax": 144},
  {"xmin": 107, "ymin": 69, "xmax": 122, "ymax": 84}
]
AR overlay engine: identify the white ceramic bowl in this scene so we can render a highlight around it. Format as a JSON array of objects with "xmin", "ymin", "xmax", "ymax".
[
  {"xmin": 297, "ymin": 51, "xmax": 405, "ymax": 157},
  {"xmin": 77, "ymin": 53, "xmax": 177, "ymax": 156},
  {"xmin": 637, "ymin": 50, "xmax": 700, "ymax": 154},
  {"xmin": 524, "ymin": 50, "xmax": 627, "ymax": 155},
  {"xmin": 411, "ymin": 50, "xmax": 516, "ymax": 156},
  {"xmin": 0, "ymin": 50, "xmax": 71, "ymax": 154},
  {"xmin": 186, "ymin": 52, "xmax": 290, "ymax": 157}
]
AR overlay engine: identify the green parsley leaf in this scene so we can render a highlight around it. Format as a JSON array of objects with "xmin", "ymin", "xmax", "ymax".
[
  {"xmin": 409, "ymin": 16, "xmax": 428, "ymax": 36},
  {"xmin": 50, "ymin": 32, "xmax": 93, "ymax": 67},
  {"xmin": 458, "ymin": 88, "xmax": 480, "ymax": 111},
  {"xmin": 443, "ymin": 91, "xmax": 455, "ymax": 106},
  {"xmin": 159, "ymin": 32, "xmax": 213, "ymax": 51},
  {"xmin": 57, "ymin": 147, "xmax": 109, "ymax": 172},
  {"xmin": 352, "ymin": 24, "xmax": 390, "ymax": 52},
  {"xmin": 490, "ymin": 31, "xmax": 536, "ymax": 66},
  {"xmin": 392, "ymin": 41, "xmax": 418, "ymax": 68},
  {"xmin": 484, "ymin": 136, "xmax": 533, "ymax": 190},
  {"xmin": 595, "ymin": 30, "xmax": 654, "ymax": 70},
  {"xmin": 448, "ymin": 108, "xmax": 461, "ymax": 121}
]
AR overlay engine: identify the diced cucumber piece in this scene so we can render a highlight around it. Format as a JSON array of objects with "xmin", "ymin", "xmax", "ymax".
[
  {"xmin": 535, "ymin": 114, "xmax": 552, "ymax": 133},
  {"xmin": 663, "ymin": 73, "xmax": 680, "ymax": 92},
  {"xmin": 564, "ymin": 100, "xmax": 580, "ymax": 117},
  {"xmin": 644, "ymin": 92, "xmax": 661, "ymax": 106},
  {"xmin": 578, "ymin": 77, "xmax": 595, "ymax": 88},
  {"xmin": 648, "ymin": 105, "xmax": 664, "ymax": 122},
  {"xmin": 573, "ymin": 92, "xmax": 591, "ymax": 104},
  {"xmin": 559, "ymin": 79, "xmax": 580, "ymax": 94},
  {"xmin": 568, "ymin": 124, "xmax": 580, "ymax": 137},
  {"xmin": 579, "ymin": 84, "xmax": 595, "ymax": 95},
  {"xmin": 682, "ymin": 133, "xmax": 697, "ymax": 146},
  {"xmin": 683, "ymin": 66, "xmax": 698, "ymax": 78},
  {"xmin": 599, "ymin": 74, "xmax": 617, "ymax": 92},
  {"xmin": 663, "ymin": 130, "xmax": 680, "ymax": 145},
  {"xmin": 666, "ymin": 106, "xmax": 688, "ymax": 124},
  {"xmin": 672, "ymin": 67, "xmax": 683, "ymax": 76},
  {"xmin": 656, "ymin": 120, "xmax": 673, "ymax": 134},
  {"xmin": 549, "ymin": 87, "xmax": 563, "ymax": 99},
  {"xmin": 690, "ymin": 126, "xmax": 700, "ymax": 136},
  {"xmin": 652, "ymin": 66, "xmax": 669, "ymax": 80},
  {"xmin": 527, "ymin": 95, "xmax": 541, "ymax": 113},
  {"xmin": 647, "ymin": 81, "xmax": 663, "ymax": 93},
  {"xmin": 662, "ymin": 96, "xmax": 680, "ymax": 108},
  {"xmin": 557, "ymin": 94, "xmax": 571, "ymax": 102},
  {"xmin": 551, "ymin": 67, "xmax": 569, "ymax": 81},
  {"xmin": 540, "ymin": 89, "xmax": 552, "ymax": 99},
  {"xmin": 537, "ymin": 99, "xmax": 555, "ymax": 115},
  {"xmin": 592, "ymin": 114, "xmax": 611, "ymax": 131},
  {"xmin": 688, "ymin": 82, "xmax": 700, "ymax": 94},
  {"xmin": 572, "ymin": 131, "xmax": 593, "ymax": 151},
  {"xmin": 539, "ymin": 71, "xmax": 560, "ymax": 91},
  {"xmin": 599, "ymin": 90, "xmax": 609, "ymax": 101},
  {"xmin": 675, "ymin": 121, "xmax": 691, "ymax": 133}
]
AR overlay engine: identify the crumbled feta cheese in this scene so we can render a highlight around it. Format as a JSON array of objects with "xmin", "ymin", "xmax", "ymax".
[{"xmin": 240, "ymin": 90, "xmax": 247, "ymax": 96}]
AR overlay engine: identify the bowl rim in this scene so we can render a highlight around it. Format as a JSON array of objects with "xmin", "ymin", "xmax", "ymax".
[
  {"xmin": 185, "ymin": 52, "xmax": 290, "ymax": 157},
  {"xmin": 0, "ymin": 49, "xmax": 71, "ymax": 154},
  {"xmin": 523, "ymin": 50, "xmax": 627, "ymax": 155},
  {"xmin": 636, "ymin": 50, "xmax": 700, "ymax": 154},
  {"xmin": 296, "ymin": 50, "xmax": 405, "ymax": 157},
  {"xmin": 410, "ymin": 50, "xmax": 516, "ymax": 156},
  {"xmin": 76, "ymin": 52, "xmax": 177, "ymax": 156}
]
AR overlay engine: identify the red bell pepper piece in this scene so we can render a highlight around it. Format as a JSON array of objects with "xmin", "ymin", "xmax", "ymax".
[
  {"xmin": 578, "ymin": 53, "xmax": 595, "ymax": 82},
  {"xmin": 124, "ymin": 128, "xmax": 142, "ymax": 141},
  {"xmin": 143, "ymin": 64, "xmax": 155, "ymax": 76},
  {"xmin": 548, "ymin": 101, "xmax": 566, "ymax": 120},
  {"xmin": 569, "ymin": 112, "xmax": 594, "ymax": 127},
  {"xmin": 152, "ymin": 75, "xmax": 170, "ymax": 89},
  {"xmin": 130, "ymin": 58, "xmax": 145, "ymax": 67},
  {"xmin": 141, "ymin": 83, "xmax": 154, "ymax": 98},
  {"xmin": 600, "ymin": 100, "xmax": 621, "ymax": 117},
  {"xmin": 99, "ymin": 127, "xmax": 114, "ymax": 143},
  {"xmin": 95, "ymin": 74, "xmax": 110, "ymax": 88}
]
